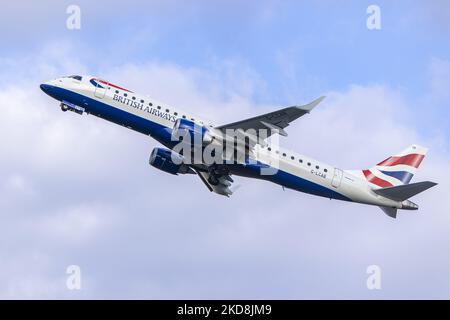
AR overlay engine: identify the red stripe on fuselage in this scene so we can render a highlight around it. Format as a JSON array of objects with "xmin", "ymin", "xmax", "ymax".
[
  {"xmin": 377, "ymin": 154, "xmax": 425, "ymax": 168},
  {"xmin": 363, "ymin": 169, "xmax": 393, "ymax": 188},
  {"xmin": 94, "ymin": 78, "xmax": 133, "ymax": 93}
]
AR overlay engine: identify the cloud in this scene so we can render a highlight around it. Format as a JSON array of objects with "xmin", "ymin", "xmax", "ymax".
[
  {"xmin": 430, "ymin": 57, "xmax": 450, "ymax": 100},
  {"xmin": 1, "ymin": 40, "xmax": 450, "ymax": 299},
  {"xmin": 416, "ymin": 1, "xmax": 450, "ymax": 32}
]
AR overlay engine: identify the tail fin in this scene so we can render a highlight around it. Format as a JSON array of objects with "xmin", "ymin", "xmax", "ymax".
[{"xmin": 362, "ymin": 145, "xmax": 428, "ymax": 188}]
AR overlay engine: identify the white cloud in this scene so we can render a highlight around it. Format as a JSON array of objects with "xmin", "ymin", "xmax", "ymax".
[
  {"xmin": 0, "ymin": 44, "xmax": 450, "ymax": 299},
  {"xmin": 430, "ymin": 57, "xmax": 450, "ymax": 100}
]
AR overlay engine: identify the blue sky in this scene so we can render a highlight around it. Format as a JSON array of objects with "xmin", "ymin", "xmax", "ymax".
[
  {"xmin": 3, "ymin": 1, "xmax": 449, "ymax": 93},
  {"xmin": 0, "ymin": 1, "xmax": 449, "ymax": 299},
  {"xmin": 2, "ymin": 1, "xmax": 449, "ymax": 132}
]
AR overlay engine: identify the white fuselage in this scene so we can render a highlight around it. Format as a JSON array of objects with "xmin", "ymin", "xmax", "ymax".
[{"xmin": 40, "ymin": 76, "xmax": 402, "ymax": 209}]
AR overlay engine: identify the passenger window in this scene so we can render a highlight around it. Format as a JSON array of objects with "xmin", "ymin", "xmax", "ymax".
[
  {"xmin": 182, "ymin": 115, "xmax": 186, "ymax": 119},
  {"xmin": 291, "ymin": 156, "xmax": 295, "ymax": 160},
  {"xmin": 174, "ymin": 112, "xmax": 178, "ymax": 116},
  {"xmin": 149, "ymin": 102, "xmax": 153, "ymax": 106},
  {"xmin": 115, "ymin": 90, "xmax": 119, "ymax": 94},
  {"xmin": 140, "ymin": 100, "xmax": 144, "ymax": 103},
  {"xmin": 307, "ymin": 162, "xmax": 311, "ymax": 166},
  {"xmin": 157, "ymin": 106, "xmax": 161, "ymax": 110},
  {"xmin": 132, "ymin": 97, "xmax": 136, "ymax": 100},
  {"xmin": 282, "ymin": 153, "xmax": 286, "ymax": 157},
  {"xmin": 166, "ymin": 109, "xmax": 170, "ymax": 113},
  {"xmin": 124, "ymin": 93, "xmax": 128, "ymax": 97},
  {"xmin": 324, "ymin": 169, "xmax": 328, "ymax": 173},
  {"xmin": 299, "ymin": 159, "xmax": 303, "ymax": 163},
  {"xmin": 316, "ymin": 165, "xmax": 319, "ymax": 169}
]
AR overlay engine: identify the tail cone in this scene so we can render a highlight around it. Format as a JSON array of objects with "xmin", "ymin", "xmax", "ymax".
[{"xmin": 402, "ymin": 200, "xmax": 419, "ymax": 210}]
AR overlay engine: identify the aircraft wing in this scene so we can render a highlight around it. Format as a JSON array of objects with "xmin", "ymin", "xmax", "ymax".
[{"xmin": 215, "ymin": 96, "xmax": 325, "ymax": 139}]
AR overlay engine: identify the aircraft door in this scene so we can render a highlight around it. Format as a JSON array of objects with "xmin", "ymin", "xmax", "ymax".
[
  {"xmin": 94, "ymin": 79, "xmax": 107, "ymax": 98},
  {"xmin": 331, "ymin": 168, "xmax": 343, "ymax": 188}
]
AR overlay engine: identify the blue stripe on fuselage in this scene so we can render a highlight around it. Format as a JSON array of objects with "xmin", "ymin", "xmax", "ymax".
[
  {"xmin": 50, "ymin": 86, "xmax": 351, "ymax": 202},
  {"xmin": 229, "ymin": 162, "xmax": 351, "ymax": 201},
  {"xmin": 46, "ymin": 86, "xmax": 173, "ymax": 147},
  {"xmin": 90, "ymin": 79, "xmax": 104, "ymax": 89}
]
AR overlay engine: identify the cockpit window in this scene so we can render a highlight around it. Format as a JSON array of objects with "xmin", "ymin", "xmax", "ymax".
[{"xmin": 67, "ymin": 75, "xmax": 82, "ymax": 81}]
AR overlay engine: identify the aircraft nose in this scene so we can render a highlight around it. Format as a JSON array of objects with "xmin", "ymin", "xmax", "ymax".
[
  {"xmin": 40, "ymin": 83, "xmax": 57, "ymax": 98},
  {"xmin": 40, "ymin": 83, "xmax": 51, "ymax": 93}
]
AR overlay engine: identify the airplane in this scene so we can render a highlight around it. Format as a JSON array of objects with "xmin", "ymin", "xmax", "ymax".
[{"xmin": 40, "ymin": 75, "xmax": 437, "ymax": 218}]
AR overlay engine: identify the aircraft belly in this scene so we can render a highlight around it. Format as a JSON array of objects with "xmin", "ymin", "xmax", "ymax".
[{"xmin": 230, "ymin": 161, "xmax": 351, "ymax": 201}]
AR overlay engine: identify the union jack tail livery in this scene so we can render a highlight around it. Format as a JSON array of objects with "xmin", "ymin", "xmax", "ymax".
[{"xmin": 363, "ymin": 145, "xmax": 427, "ymax": 188}]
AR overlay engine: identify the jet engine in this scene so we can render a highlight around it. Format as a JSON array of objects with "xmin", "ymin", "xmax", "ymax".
[
  {"xmin": 171, "ymin": 118, "xmax": 215, "ymax": 146},
  {"xmin": 149, "ymin": 147, "xmax": 195, "ymax": 175}
]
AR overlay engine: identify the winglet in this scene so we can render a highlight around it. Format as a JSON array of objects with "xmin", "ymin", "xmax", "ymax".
[{"xmin": 296, "ymin": 96, "xmax": 326, "ymax": 113}]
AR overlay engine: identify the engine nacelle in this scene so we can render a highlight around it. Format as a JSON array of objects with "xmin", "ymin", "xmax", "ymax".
[
  {"xmin": 172, "ymin": 118, "xmax": 214, "ymax": 146},
  {"xmin": 149, "ymin": 147, "xmax": 194, "ymax": 175}
]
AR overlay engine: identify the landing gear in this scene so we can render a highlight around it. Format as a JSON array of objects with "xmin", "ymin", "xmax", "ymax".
[
  {"xmin": 207, "ymin": 175, "xmax": 219, "ymax": 186},
  {"xmin": 207, "ymin": 165, "xmax": 231, "ymax": 186},
  {"xmin": 59, "ymin": 101, "xmax": 85, "ymax": 115}
]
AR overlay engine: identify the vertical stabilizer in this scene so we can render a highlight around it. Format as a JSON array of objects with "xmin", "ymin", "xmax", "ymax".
[{"xmin": 362, "ymin": 145, "xmax": 428, "ymax": 188}]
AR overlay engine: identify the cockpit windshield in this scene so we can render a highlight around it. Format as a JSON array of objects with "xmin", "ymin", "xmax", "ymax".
[{"xmin": 66, "ymin": 75, "xmax": 82, "ymax": 81}]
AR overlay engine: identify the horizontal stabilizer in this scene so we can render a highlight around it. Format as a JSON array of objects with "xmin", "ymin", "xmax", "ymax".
[
  {"xmin": 379, "ymin": 206, "xmax": 398, "ymax": 219},
  {"xmin": 373, "ymin": 181, "xmax": 437, "ymax": 201}
]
